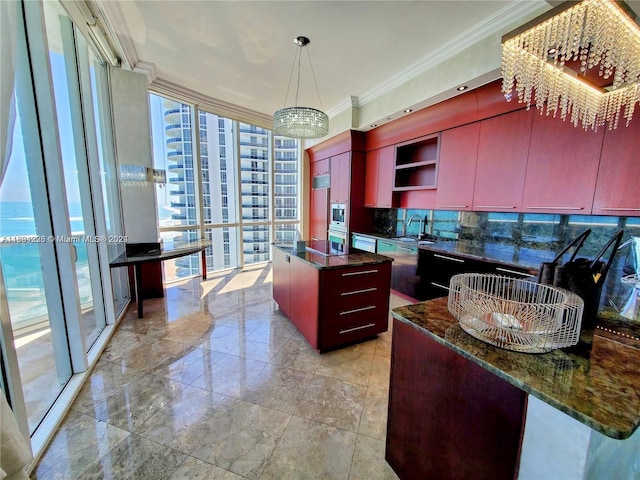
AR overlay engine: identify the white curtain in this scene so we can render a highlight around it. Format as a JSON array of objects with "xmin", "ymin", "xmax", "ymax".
[{"xmin": 0, "ymin": 1, "xmax": 33, "ymax": 479}]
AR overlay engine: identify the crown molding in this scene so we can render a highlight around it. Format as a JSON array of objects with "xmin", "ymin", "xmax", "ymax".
[
  {"xmin": 133, "ymin": 61, "xmax": 157, "ymax": 85},
  {"xmin": 149, "ymin": 78, "xmax": 273, "ymax": 130},
  {"xmin": 357, "ymin": 0, "xmax": 549, "ymax": 106}
]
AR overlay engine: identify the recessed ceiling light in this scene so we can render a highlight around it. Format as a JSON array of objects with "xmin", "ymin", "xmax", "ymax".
[
  {"xmin": 404, "ymin": 108, "xmax": 413, "ymax": 113},
  {"xmin": 456, "ymin": 85, "xmax": 468, "ymax": 92}
]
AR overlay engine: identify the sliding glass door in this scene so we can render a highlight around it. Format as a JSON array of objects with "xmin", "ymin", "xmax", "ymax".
[{"xmin": 1, "ymin": 0, "xmax": 126, "ymax": 452}]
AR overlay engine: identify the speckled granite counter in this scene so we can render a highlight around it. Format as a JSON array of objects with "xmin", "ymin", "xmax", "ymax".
[
  {"xmin": 392, "ymin": 297, "xmax": 640, "ymax": 439},
  {"xmin": 352, "ymin": 232, "xmax": 555, "ymax": 272},
  {"xmin": 272, "ymin": 242, "xmax": 392, "ymax": 270}
]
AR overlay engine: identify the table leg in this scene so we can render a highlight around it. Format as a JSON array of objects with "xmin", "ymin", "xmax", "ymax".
[
  {"xmin": 201, "ymin": 249, "xmax": 207, "ymax": 280},
  {"xmin": 134, "ymin": 264, "xmax": 144, "ymax": 318}
]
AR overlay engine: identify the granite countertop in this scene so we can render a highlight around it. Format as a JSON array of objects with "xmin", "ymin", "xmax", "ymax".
[
  {"xmin": 352, "ymin": 232, "xmax": 556, "ymax": 272},
  {"xmin": 392, "ymin": 297, "xmax": 640, "ymax": 440},
  {"xmin": 273, "ymin": 242, "xmax": 393, "ymax": 270}
]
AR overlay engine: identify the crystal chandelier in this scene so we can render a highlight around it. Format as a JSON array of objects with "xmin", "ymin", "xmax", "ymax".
[
  {"xmin": 274, "ymin": 36, "xmax": 329, "ymax": 139},
  {"xmin": 501, "ymin": 0, "xmax": 640, "ymax": 130}
]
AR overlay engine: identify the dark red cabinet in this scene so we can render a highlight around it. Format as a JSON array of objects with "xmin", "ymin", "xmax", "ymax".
[
  {"xmin": 436, "ymin": 123, "xmax": 480, "ymax": 210},
  {"xmin": 386, "ymin": 318, "xmax": 526, "ymax": 480},
  {"xmin": 330, "ymin": 152, "xmax": 351, "ymax": 204},
  {"xmin": 592, "ymin": 120, "xmax": 640, "ymax": 216},
  {"xmin": 364, "ymin": 146, "xmax": 394, "ymax": 208},
  {"xmin": 521, "ymin": 113, "xmax": 604, "ymax": 215},
  {"xmin": 473, "ymin": 109, "xmax": 533, "ymax": 211},
  {"xmin": 272, "ymin": 247, "xmax": 391, "ymax": 351},
  {"xmin": 310, "ymin": 159, "xmax": 329, "ymax": 241}
]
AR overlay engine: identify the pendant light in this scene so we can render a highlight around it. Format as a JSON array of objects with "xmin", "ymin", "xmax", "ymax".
[{"xmin": 273, "ymin": 36, "xmax": 329, "ymax": 139}]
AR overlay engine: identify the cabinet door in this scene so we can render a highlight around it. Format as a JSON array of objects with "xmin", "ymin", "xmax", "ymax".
[
  {"xmin": 377, "ymin": 146, "xmax": 394, "ymax": 208},
  {"xmin": 330, "ymin": 152, "xmax": 351, "ymax": 204},
  {"xmin": 521, "ymin": 114, "xmax": 604, "ymax": 214},
  {"xmin": 436, "ymin": 123, "xmax": 480, "ymax": 210},
  {"xmin": 310, "ymin": 187, "xmax": 328, "ymax": 241},
  {"xmin": 473, "ymin": 109, "xmax": 533, "ymax": 211},
  {"xmin": 592, "ymin": 120, "xmax": 640, "ymax": 216},
  {"xmin": 330, "ymin": 155, "xmax": 340, "ymax": 203},
  {"xmin": 311, "ymin": 157, "xmax": 330, "ymax": 177},
  {"xmin": 364, "ymin": 149, "xmax": 380, "ymax": 207},
  {"xmin": 364, "ymin": 146, "xmax": 394, "ymax": 208}
]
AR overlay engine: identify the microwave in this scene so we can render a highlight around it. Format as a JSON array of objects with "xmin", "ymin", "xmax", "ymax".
[{"xmin": 331, "ymin": 203, "xmax": 346, "ymax": 227}]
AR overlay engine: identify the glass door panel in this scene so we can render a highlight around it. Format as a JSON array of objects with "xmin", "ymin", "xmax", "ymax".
[
  {"xmin": 0, "ymin": 102, "xmax": 71, "ymax": 435},
  {"xmin": 43, "ymin": 2, "xmax": 106, "ymax": 350}
]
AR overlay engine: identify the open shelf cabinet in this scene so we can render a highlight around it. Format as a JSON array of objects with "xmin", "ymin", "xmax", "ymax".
[{"xmin": 393, "ymin": 133, "xmax": 440, "ymax": 190}]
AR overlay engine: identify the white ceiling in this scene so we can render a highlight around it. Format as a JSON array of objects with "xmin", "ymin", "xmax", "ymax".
[{"xmin": 99, "ymin": 0, "xmax": 640, "ymax": 132}]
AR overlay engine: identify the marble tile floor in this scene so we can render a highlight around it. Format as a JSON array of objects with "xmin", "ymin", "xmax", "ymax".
[{"xmin": 33, "ymin": 263, "xmax": 412, "ymax": 480}]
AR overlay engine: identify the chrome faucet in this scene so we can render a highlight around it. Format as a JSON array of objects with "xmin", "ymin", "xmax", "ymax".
[{"xmin": 406, "ymin": 214, "xmax": 424, "ymax": 238}]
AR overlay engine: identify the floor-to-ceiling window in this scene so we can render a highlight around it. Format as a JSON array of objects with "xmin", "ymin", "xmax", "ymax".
[
  {"xmin": 0, "ymin": 0, "xmax": 126, "ymax": 457},
  {"xmin": 150, "ymin": 93, "xmax": 301, "ymax": 278}
]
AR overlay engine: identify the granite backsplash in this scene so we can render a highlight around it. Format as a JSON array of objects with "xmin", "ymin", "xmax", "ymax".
[{"xmin": 372, "ymin": 208, "xmax": 640, "ymax": 321}]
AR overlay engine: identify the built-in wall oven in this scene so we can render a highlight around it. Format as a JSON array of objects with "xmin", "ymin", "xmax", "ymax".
[
  {"xmin": 330, "ymin": 203, "xmax": 346, "ymax": 227},
  {"xmin": 328, "ymin": 226, "xmax": 348, "ymax": 255}
]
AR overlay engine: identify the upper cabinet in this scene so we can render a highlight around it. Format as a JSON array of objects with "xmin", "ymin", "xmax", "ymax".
[
  {"xmin": 472, "ymin": 109, "xmax": 533, "ymax": 212},
  {"xmin": 521, "ymin": 113, "xmax": 604, "ymax": 215},
  {"xmin": 330, "ymin": 152, "xmax": 351, "ymax": 204},
  {"xmin": 436, "ymin": 123, "xmax": 480, "ymax": 211},
  {"xmin": 311, "ymin": 157, "xmax": 329, "ymax": 178},
  {"xmin": 592, "ymin": 121, "xmax": 640, "ymax": 216},
  {"xmin": 393, "ymin": 134, "xmax": 440, "ymax": 191},
  {"xmin": 364, "ymin": 146, "xmax": 394, "ymax": 208}
]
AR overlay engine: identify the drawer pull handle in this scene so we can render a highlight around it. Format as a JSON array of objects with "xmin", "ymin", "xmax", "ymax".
[
  {"xmin": 600, "ymin": 207, "xmax": 640, "ymax": 211},
  {"xmin": 340, "ymin": 305, "xmax": 376, "ymax": 316},
  {"xmin": 495, "ymin": 267, "xmax": 534, "ymax": 277},
  {"xmin": 342, "ymin": 269, "xmax": 378, "ymax": 277},
  {"xmin": 431, "ymin": 281, "xmax": 449, "ymax": 291},
  {"xmin": 340, "ymin": 323, "xmax": 376, "ymax": 334},
  {"xmin": 341, "ymin": 287, "xmax": 378, "ymax": 296},
  {"xmin": 433, "ymin": 254, "xmax": 465, "ymax": 263},
  {"xmin": 527, "ymin": 206, "xmax": 583, "ymax": 210},
  {"xmin": 439, "ymin": 204, "xmax": 468, "ymax": 208},
  {"xmin": 397, "ymin": 246, "xmax": 415, "ymax": 252},
  {"xmin": 476, "ymin": 205, "xmax": 516, "ymax": 209}
]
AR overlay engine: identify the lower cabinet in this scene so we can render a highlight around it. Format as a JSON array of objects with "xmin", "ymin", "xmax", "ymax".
[
  {"xmin": 376, "ymin": 239, "xmax": 420, "ymax": 299},
  {"xmin": 273, "ymin": 248, "xmax": 392, "ymax": 351},
  {"xmin": 386, "ymin": 319, "xmax": 526, "ymax": 480},
  {"xmin": 416, "ymin": 248, "xmax": 534, "ymax": 300}
]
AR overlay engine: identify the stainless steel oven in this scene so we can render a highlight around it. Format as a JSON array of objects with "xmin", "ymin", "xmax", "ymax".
[
  {"xmin": 331, "ymin": 203, "xmax": 346, "ymax": 227},
  {"xmin": 328, "ymin": 227, "xmax": 348, "ymax": 255}
]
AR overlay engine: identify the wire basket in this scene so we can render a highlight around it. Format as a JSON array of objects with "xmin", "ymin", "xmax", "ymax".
[{"xmin": 448, "ymin": 273, "xmax": 584, "ymax": 353}]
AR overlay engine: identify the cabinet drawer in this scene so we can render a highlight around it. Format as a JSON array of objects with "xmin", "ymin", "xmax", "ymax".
[
  {"xmin": 321, "ymin": 300, "xmax": 386, "ymax": 330},
  {"xmin": 320, "ymin": 318, "xmax": 387, "ymax": 351},
  {"xmin": 322, "ymin": 263, "xmax": 391, "ymax": 293},
  {"xmin": 322, "ymin": 288, "xmax": 383, "ymax": 319}
]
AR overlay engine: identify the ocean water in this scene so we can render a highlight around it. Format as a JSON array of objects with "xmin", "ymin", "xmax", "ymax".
[{"xmin": 0, "ymin": 202, "xmax": 91, "ymax": 318}]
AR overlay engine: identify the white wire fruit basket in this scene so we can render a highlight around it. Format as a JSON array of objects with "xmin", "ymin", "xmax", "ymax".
[{"xmin": 448, "ymin": 273, "xmax": 584, "ymax": 353}]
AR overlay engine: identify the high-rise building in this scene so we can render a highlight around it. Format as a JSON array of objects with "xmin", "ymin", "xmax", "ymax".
[{"xmin": 157, "ymin": 98, "xmax": 299, "ymax": 277}]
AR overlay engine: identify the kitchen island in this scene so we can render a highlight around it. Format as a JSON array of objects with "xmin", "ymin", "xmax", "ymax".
[
  {"xmin": 272, "ymin": 241, "xmax": 392, "ymax": 351},
  {"xmin": 387, "ymin": 297, "xmax": 640, "ymax": 480}
]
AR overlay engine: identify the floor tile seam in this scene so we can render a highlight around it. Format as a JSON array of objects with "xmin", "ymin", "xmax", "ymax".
[
  {"xmin": 256, "ymin": 412, "xmax": 295, "ymax": 480},
  {"xmin": 312, "ymin": 370, "xmax": 372, "ymax": 388},
  {"xmin": 84, "ymin": 370, "xmax": 188, "ymax": 418},
  {"xmin": 71, "ymin": 368, "xmax": 147, "ymax": 415},
  {"xmin": 261, "ymin": 360, "xmax": 321, "ymax": 378}
]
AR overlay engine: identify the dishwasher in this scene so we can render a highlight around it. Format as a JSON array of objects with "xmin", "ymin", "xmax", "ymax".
[{"xmin": 351, "ymin": 234, "xmax": 377, "ymax": 253}]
